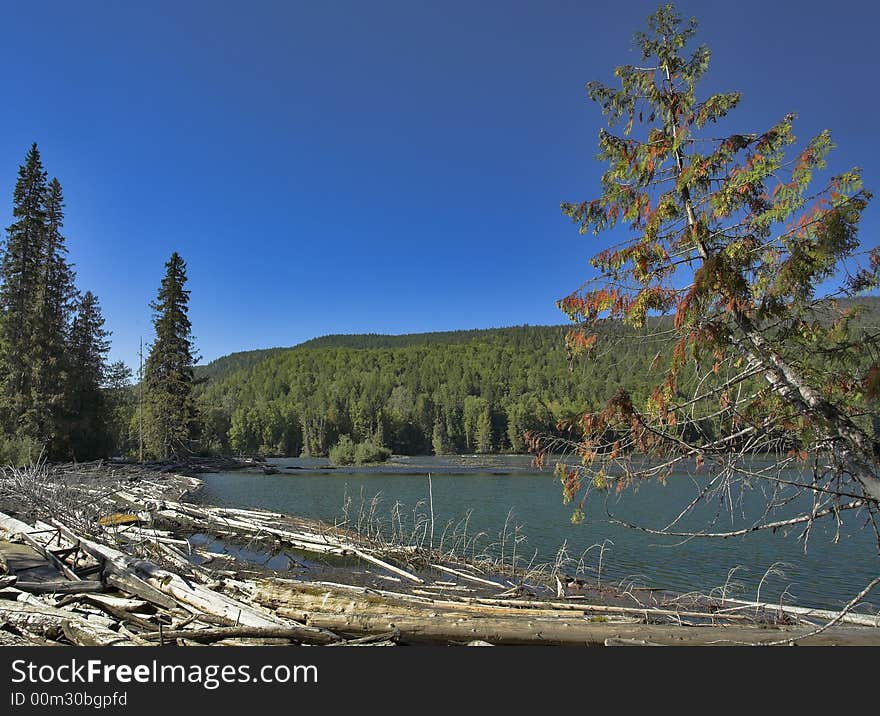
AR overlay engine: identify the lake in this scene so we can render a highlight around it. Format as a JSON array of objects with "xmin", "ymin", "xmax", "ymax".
[{"xmin": 195, "ymin": 454, "xmax": 879, "ymax": 612}]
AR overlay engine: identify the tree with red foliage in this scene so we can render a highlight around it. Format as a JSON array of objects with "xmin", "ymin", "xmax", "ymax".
[{"xmin": 530, "ymin": 4, "xmax": 880, "ymax": 561}]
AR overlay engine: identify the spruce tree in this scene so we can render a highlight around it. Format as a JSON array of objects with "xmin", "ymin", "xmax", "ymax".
[
  {"xmin": 432, "ymin": 416, "xmax": 450, "ymax": 455},
  {"xmin": 65, "ymin": 291, "xmax": 111, "ymax": 458},
  {"xmin": 0, "ymin": 144, "xmax": 48, "ymax": 446},
  {"xmin": 32, "ymin": 177, "xmax": 77, "ymax": 455},
  {"xmin": 104, "ymin": 360, "xmax": 134, "ymax": 457},
  {"xmin": 144, "ymin": 252, "xmax": 197, "ymax": 459}
]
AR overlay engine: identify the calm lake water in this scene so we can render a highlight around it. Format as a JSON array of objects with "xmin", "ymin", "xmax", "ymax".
[{"xmin": 196, "ymin": 455, "xmax": 879, "ymax": 612}]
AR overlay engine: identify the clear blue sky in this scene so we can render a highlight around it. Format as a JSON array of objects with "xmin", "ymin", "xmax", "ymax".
[{"xmin": 1, "ymin": 1, "xmax": 877, "ymax": 370}]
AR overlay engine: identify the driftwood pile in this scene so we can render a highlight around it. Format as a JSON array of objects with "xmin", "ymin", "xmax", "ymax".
[{"xmin": 1, "ymin": 462, "xmax": 879, "ymax": 646}]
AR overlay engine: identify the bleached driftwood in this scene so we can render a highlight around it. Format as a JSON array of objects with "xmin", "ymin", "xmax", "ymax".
[
  {"xmin": 431, "ymin": 563, "xmax": 503, "ymax": 588},
  {"xmin": 0, "ymin": 600, "xmax": 138, "ymax": 646},
  {"xmin": 719, "ymin": 597, "xmax": 880, "ymax": 628},
  {"xmin": 150, "ymin": 499, "xmax": 425, "ymax": 583},
  {"xmin": 140, "ymin": 623, "xmax": 341, "ymax": 645},
  {"xmin": 50, "ymin": 519, "xmax": 296, "ymax": 629},
  {"xmin": 248, "ymin": 579, "xmax": 880, "ymax": 646},
  {"xmin": 14, "ymin": 580, "xmax": 104, "ymax": 595}
]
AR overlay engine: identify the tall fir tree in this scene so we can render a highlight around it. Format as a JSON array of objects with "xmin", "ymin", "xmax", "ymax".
[
  {"xmin": 104, "ymin": 360, "xmax": 134, "ymax": 457},
  {"xmin": 65, "ymin": 291, "xmax": 111, "ymax": 459},
  {"xmin": 0, "ymin": 144, "xmax": 48, "ymax": 447},
  {"xmin": 144, "ymin": 252, "xmax": 197, "ymax": 459},
  {"xmin": 32, "ymin": 177, "xmax": 77, "ymax": 455}
]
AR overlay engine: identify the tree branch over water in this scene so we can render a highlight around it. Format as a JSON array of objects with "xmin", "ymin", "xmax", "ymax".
[{"xmin": 530, "ymin": 4, "xmax": 880, "ymax": 556}]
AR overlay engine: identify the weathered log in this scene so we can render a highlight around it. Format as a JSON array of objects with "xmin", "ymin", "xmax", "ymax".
[
  {"xmin": 56, "ymin": 593, "xmax": 160, "ymax": 631},
  {"xmin": 112, "ymin": 525, "xmax": 190, "ymax": 548},
  {"xmin": 61, "ymin": 620, "xmax": 139, "ymax": 647},
  {"xmin": 719, "ymin": 597, "xmax": 880, "ymax": 628},
  {"xmin": 250, "ymin": 580, "xmax": 880, "ymax": 646},
  {"xmin": 330, "ymin": 630, "xmax": 401, "ymax": 646},
  {"xmin": 0, "ymin": 601, "xmax": 67, "ymax": 639},
  {"xmin": 14, "ymin": 580, "xmax": 105, "ymax": 595},
  {"xmin": 430, "ymin": 563, "xmax": 503, "ymax": 588},
  {"xmin": 51, "ymin": 519, "xmax": 295, "ymax": 629},
  {"xmin": 604, "ymin": 637, "xmax": 664, "ymax": 646},
  {"xmin": 150, "ymin": 500, "xmax": 426, "ymax": 583},
  {"xmin": 0, "ymin": 600, "xmax": 137, "ymax": 645},
  {"xmin": 105, "ymin": 573, "xmax": 179, "ymax": 611},
  {"xmin": 250, "ymin": 578, "xmax": 753, "ymax": 623},
  {"xmin": 147, "ymin": 542, "xmax": 216, "ymax": 585},
  {"xmin": 156, "ymin": 507, "xmax": 346, "ymax": 555},
  {"xmin": 349, "ymin": 548, "xmax": 423, "ymax": 584},
  {"xmin": 212, "ymin": 507, "xmax": 285, "ymax": 520},
  {"xmin": 0, "ymin": 512, "xmax": 35, "ymax": 536},
  {"xmin": 293, "ymin": 607, "xmax": 880, "ymax": 646},
  {"xmin": 57, "ymin": 593, "xmax": 149, "ymax": 612},
  {"xmin": 441, "ymin": 595, "xmax": 763, "ymax": 623},
  {"xmin": 140, "ymin": 624, "xmax": 342, "ymax": 645}
]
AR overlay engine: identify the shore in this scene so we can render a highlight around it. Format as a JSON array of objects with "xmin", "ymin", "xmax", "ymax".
[{"xmin": 0, "ymin": 459, "xmax": 878, "ymax": 646}]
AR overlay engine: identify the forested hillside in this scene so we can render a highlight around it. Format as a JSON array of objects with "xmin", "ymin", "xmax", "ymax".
[
  {"xmin": 190, "ymin": 320, "xmax": 701, "ymax": 457},
  {"xmin": 294, "ymin": 326, "xmax": 560, "ymax": 351},
  {"xmin": 186, "ymin": 298, "xmax": 880, "ymax": 459},
  {"xmin": 193, "ymin": 347, "xmax": 288, "ymax": 383}
]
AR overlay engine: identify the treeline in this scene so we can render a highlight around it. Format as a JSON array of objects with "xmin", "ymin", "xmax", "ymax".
[
  {"xmin": 0, "ymin": 145, "xmax": 127, "ymax": 463},
  {"xmin": 189, "ymin": 297, "xmax": 880, "ymax": 459},
  {"xmin": 5, "ymin": 144, "xmax": 876, "ymax": 464},
  {"xmin": 0, "ymin": 146, "xmax": 201, "ymax": 465},
  {"xmin": 192, "ymin": 322, "xmax": 688, "ymax": 457}
]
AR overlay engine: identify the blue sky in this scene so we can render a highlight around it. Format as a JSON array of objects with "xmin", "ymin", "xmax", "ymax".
[{"xmin": 1, "ymin": 1, "xmax": 877, "ymax": 370}]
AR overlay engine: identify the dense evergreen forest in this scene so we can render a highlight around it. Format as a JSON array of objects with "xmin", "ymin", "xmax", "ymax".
[
  {"xmin": 173, "ymin": 300, "xmax": 877, "ymax": 459},
  {"xmin": 0, "ymin": 145, "xmax": 124, "ymax": 464}
]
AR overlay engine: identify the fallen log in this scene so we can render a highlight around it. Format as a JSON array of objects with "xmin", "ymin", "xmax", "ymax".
[
  {"xmin": 14, "ymin": 580, "xmax": 105, "ymax": 595},
  {"xmin": 56, "ymin": 592, "xmax": 161, "ymax": 629},
  {"xmin": 330, "ymin": 630, "xmax": 401, "ymax": 646},
  {"xmin": 147, "ymin": 542, "xmax": 217, "ymax": 585},
  {"xmin": 249, "ymin": 579, "xmax": 880, "ymax": 646},
  {"xmin": 0, "ymin": 512, "xmax": 36, "ymax": 537},
  {"xmin": 0, "ymin": 600, "xmax": 138, "ymax": 646},
  {"xmin": 291, "ymin": 607, "xmax": 880, "ymax": 646},
  {"xmin": 718, "ymin": 597, "xmax": 880, "ymax": 628},
  {"xmin": 51, "ymin": 519, "xmax": 295, "ymax": 629},
  {"xmin": 0, "ymin": 601, "xmax": 67, "ymax": 640},
  {"xmin": 104, "ymin": 573, "xmax": 179, "ymax": 611},
  {"xmin": 140, "ymin": 624, "xmax": 342, "ymax": 645},
  {"xmin": 57, "ymin": 593, "xmax": 149, "ymax": 612},
  {"xmin": 350, "ymin": 549, "xmax": 423, "ymax": 584},
  {"xmin": 61, "ymin": 620, "xmax": 139, "ymax": 647},
  {"xmin": 250, "ymin": 578, "xmax": 755, "ymax": 623},
  {"xmin": 112, "ymin": 525, "xmax": 190, "ymax": 549},
  {"xmin": 430, "ymin": 563, "xmax": 503, "ymax": 588},
  {"xmin": 152, "ymin": 500, "xmax": 426, "ymax": 582}
]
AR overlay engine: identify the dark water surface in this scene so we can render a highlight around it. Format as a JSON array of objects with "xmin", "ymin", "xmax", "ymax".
[{"xmin": 195, "ymin": 455, "xmax": 879, "ymax": 611}]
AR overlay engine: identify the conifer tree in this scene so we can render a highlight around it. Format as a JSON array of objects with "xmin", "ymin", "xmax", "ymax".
[
  {"xmin": 104, "ymin": 360, "xmax": 134, "ymax": 456},
  {"xmin": 144, "ymin": 253, "xmax": 197, "ymax": 459},
  {"xmin": 0, "ymin": 144, "xmax": 48, "ymax": 445},
  {"xmin": 66, "ymin": 291, "xmax": 111, "ymax": 458},
  {"xmin": 32, "ymin": 177, "xmax": 77, "ymax": 455},
  {"xmin": 533, "ymin": 4, "xmax": 878, "ymax": 535},
  {"xmin": 432, "ymin": 416, "xmax": 451, "ymax": 455}
]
